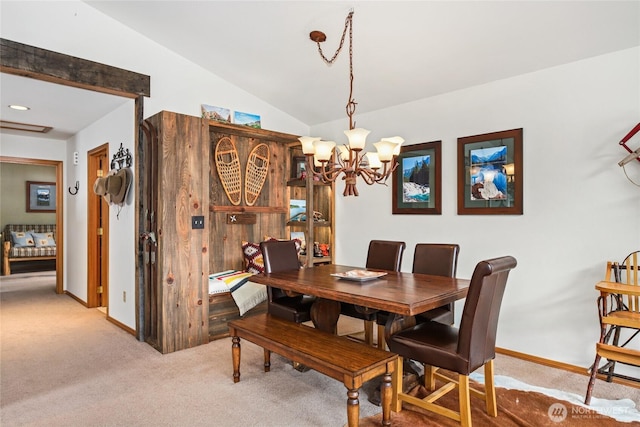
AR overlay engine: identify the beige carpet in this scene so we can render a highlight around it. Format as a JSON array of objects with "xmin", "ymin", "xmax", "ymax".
[{"xmin": 1, "ymin": 271, "xmax": 638, "ymax": 426}]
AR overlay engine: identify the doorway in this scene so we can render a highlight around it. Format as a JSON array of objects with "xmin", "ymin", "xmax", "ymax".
[
  {"xmin": 0, "ymin": 156, "xmax": 63, "ymax": 293},
  {"xmin": 87, "ymin": 145, "xmax": 109, "ymax": 309}
]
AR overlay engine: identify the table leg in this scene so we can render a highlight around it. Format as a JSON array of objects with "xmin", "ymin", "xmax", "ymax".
[{"xmin": 310, "ymin": 298, "xmax": 341, "ymax": 334}]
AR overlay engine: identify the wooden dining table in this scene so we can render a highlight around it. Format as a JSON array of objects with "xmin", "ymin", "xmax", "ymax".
[{"xmin": 250, "ymin": 264, "xmax": 471, "ymax": 341}]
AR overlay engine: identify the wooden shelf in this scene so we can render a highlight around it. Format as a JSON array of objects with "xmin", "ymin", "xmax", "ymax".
[
  {"xmin": 287, "ymin": 221, "xmax": 331, "ymax": 227},
  {"xmin": 286, "ymin": 179, "xmax": 332, "ymax": 187}
]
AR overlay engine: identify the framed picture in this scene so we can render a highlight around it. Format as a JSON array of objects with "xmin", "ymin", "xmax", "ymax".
[
  {"xmin": 392, "ymin": 141, "xmax": 441, "ymax": 214},
  {"xmin": 27, "ymin": 181, "xmax": 56, "ymax": 212},
  {"xmin": 233, "ymin": 111, "xmax": 261, "ymax": 128},
  {"xmin": 457, "ymin": 128, "xmax": 523, "ymax": 215},
  {"xmin": 201, "ymin": 104, "xmax": 231, "ymax": 123},
  {"xmin": 291, "ymin": 156, "xmax": 307, "ymax": 179}
]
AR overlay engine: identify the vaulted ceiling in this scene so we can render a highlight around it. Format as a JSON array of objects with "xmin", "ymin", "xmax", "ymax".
[{"xmin": 1, "ymin": 1, "xmax": 638, "ymax": 140}]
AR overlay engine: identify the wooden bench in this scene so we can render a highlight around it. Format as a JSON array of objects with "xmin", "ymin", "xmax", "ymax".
[{"xmin": 228, "ymin": 313, "xmax": 397, "ymax": 427}]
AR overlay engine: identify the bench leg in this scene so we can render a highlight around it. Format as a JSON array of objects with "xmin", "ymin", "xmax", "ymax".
[
  {"xmin": 381, "ymin": 371, "xmax": 392, "ymax": 426},
  {"xmin": 263, "ymin": 349, "xmax": 271, "ymax": 372},
  {"xmin": 232, "ymin": 335, "xmax": 241, "ymax": 383},
  {"xmin": 346, "ymin": 388, "xmax": 360, "ymax": 427}
]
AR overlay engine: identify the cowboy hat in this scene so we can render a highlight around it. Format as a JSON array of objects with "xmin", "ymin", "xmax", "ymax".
[
  {"xmin": 93, "ymin": 175, "xmax": 113, "ymax": 204},
  {"xmin": 106, "ymin": 167, "xmax": 132, "ymax": 205}
]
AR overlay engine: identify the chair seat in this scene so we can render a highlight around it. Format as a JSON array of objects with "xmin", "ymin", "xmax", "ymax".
[
  {"xmin": 268, "ymin": 295, "xmax": 316, "ymax": 323},
  {"xmin": 388, "ymin": 321, "xmax": 474, "ymax": 375},
  {"xmin": 340, "ymin": 303, "xmax": 377, "ymax": 321},
  {"xmin": 377, "ymin": 305, "xmax": 454, "ymax": 327}
]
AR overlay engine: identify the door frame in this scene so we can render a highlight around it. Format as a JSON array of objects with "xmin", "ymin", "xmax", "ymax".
[
  {"xmin": 1, "ymin": 38, "xmax": 150, "ymax": 336},
  {"xmin": 0, "ymin": 156, "xmax": 63, "ymax": 293}
]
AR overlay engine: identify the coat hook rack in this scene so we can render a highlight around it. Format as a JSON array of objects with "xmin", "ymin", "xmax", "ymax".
[
  {"xmin": 68, "ymin": 181, "xmax": 79, "ymax": 195},
  {"xmin": 111, "ymin": 143, "xmax": 133, "ymax": 170}
]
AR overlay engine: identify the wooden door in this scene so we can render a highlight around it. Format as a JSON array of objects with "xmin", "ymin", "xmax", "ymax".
[{"xmin": 87, "ymin": 145, "xmax": 109, "ymax": 309}]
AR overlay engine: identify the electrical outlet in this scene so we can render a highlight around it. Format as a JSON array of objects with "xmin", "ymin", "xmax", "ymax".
[
  {"xmin": 191, "ymin": 215, "xmax": 205, "ymax": 229},
  {"xmin": 123, "ymin": 291, "xmax": 126, "ymax": 302}
]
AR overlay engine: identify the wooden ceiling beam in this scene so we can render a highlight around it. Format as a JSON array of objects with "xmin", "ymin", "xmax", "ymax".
[{"xmin": 0, "ymin": 38, "xmax": 150, "ymax": 98}]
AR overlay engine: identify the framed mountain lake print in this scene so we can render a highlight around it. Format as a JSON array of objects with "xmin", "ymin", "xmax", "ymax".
[{"xmin": 457, "ymin": 128, "xmax": 523, "ymax": 215}]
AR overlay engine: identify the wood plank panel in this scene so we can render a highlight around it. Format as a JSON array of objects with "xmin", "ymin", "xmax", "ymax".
[{"xmin": 148, "ymin": 111, "xmax": 209, "ymax": 353}]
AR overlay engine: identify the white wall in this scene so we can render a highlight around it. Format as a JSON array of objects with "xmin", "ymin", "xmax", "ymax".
[
  {"xmin": 312, "ymin": 47, "xmax": 640, "ymax": 369},
  {"xmin": 65, "ymin": 102, "xmax": 136, "ymax": 326},
  {"xmin": 1, "ymin": 1, "xmax": 309, "ymax": 331}
]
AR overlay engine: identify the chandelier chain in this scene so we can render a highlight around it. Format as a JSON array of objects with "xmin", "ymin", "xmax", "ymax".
[{"xmin": 314, "ymin": 11, "xmax": 353, "ymax": 64}]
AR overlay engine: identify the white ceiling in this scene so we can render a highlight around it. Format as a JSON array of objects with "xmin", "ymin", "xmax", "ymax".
[{"xmin": 1, "ymin": 1, "xmax": 638, "ymax": 141}]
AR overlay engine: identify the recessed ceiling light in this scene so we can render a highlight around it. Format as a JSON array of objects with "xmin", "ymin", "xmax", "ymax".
[{"xmin": 8, "ymin": 104, "xmax": 30, "ymax": 111}]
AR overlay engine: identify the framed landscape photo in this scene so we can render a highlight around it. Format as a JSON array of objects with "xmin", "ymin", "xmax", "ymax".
[
  {"xmin": 457, "ymin": 128, "xmax": 523, "ymax": 215},
  {"xmin": 27, "ymin": 181, "xmax": 56, "ymax": 212},
  {"xmin": 392, "ymin": 141, "xmax": 441, "ymax": 214}
]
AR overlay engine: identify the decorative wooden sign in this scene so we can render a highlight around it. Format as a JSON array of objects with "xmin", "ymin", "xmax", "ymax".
[{"xmin": 226, "ymin": 213, "xmax": 257, "ymax": 225}]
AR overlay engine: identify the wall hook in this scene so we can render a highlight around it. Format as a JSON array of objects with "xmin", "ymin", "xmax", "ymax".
[{"xmin": 68, "ymin": 181, "xmax": 79, "ymax": 195}]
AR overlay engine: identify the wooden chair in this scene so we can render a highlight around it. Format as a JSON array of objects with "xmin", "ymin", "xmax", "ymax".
[
  {"xmin": 376, "ymin": 243, "xmax": 460, "ymax": 350},
  {"xmin": 340, "ymin": 240, "xmax": 406, "ymax": 345},
  {"xmin": 585, "ymin": 251, "xmax": 640, "ymax": 405},
  {"xmin": 260, "ymin": 240, "xmax": 315, "ymax": 323},
  {"xmin": 387, "ymin": 256, "xmax": 517, "ymax": 427}
]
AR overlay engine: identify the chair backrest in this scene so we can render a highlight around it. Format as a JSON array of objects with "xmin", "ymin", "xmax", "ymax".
[
  {"xmin": 610, "ymin": 251, "xmax": 640, "ymax": 312},
  {"xmin": 457, "ymin": 256, "xmax": 517, "ymax": 371},
  {"xmin": 412, "ymin": 243, "xmax": 460, "ymax": 277},
  {"xmin": 365, "ymin": 240, "xmax": 406, "ymax": 272},
  {"xmin": 259, "ymin": 240, "xmax": 300, "ymax": 274}
]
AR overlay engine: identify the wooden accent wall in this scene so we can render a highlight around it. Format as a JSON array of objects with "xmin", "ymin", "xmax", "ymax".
[
  {"xmin": 144, "ymin": 111, "xmax": 210, "ymax": 354},
  {"xmin": 208, "ymin": 122, "xmax": 299, "ymax": 273}
]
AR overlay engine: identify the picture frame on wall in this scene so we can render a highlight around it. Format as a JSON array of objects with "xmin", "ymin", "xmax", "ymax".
[
  {"xmin": 457, "ymin": 128, "xmax": 523, "ymax": 215},
  {"xmin": 392, "ymin": 141, "xmax": 442, "ymax": 214},
  {"xmin": 291, "ymin": 156, "xmax": 307, "ymax": 180},
  {"xmin": 27, "ymin": 181, "xmax": 56, "ymax": 212}
]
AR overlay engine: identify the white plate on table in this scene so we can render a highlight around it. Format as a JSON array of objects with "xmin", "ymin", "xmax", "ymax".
[{"xmin": 330, "ymin": 270, "xmax": 387, "ymax": 282}]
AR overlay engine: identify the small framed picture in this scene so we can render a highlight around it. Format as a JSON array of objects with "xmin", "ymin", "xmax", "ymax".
[
  {"xmin": 392, "ymin": 141, "xmax": 442, "ymax": 215},
  {"xmin": 27, "ymin": 181, "xmax": 56, "ymax": 212},
  {"xmin": 291, "ymin": 156, "xmax": 307, "ymax": 179},
  {"xmin": 201, "ymin": 104, "xmax": 231, "ymax": 123},
  {"xmin": 457, "ymin": 128, "xmax": 523, "ymax": 215},
  {"xmin": 233, "ymin": 111, "xmax": 261, "ymax": 128}
]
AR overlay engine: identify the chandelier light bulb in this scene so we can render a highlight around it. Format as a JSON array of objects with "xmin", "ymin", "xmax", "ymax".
[
  {"xmin": 365, "ymin": 152, "xmax": 382, "ymax": 169},
  {"xmin": 314, "ymin": 140, "xmax": 336, "ymax": 161},
  {"xmin": 337, "ymin": 145, "xmax": 350, "ymax": 160},
  {"xmin": 373, "ymin": 140, "xmax": 397, "ymax": 162},
  {"xmin": 382, "ymin": 137, "xmax": 405, "ymax": 155},
  {"xmin": 344, "ymin": 128, "xmax": 370, "ymax": 150},
  {"xmin": 299, "ymin": 136, "xmax": 320, "ymax": 155}
]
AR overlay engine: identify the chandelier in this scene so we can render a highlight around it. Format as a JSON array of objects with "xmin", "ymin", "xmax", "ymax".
[{"xmin": 299, "ymin": 10, "xmax": 404, "ymax": 196}]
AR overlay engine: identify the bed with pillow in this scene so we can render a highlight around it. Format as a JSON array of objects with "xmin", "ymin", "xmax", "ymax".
[{"xmin": 2, "ymin": 224, "xmax": 56, "ymax": 275}]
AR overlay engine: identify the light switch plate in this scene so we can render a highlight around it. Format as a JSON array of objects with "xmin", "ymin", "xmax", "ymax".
[{"xmin": 191, "ymin": 215, "xmax": 204, "ymax": 229}]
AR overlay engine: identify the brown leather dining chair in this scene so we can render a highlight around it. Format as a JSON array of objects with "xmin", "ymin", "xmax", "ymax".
[
  {"xmin": 260, "ymin": 240, "xmax": 315, "ymax": 323},
  {"xmin": 376, "ymin": 243, "xmax": 460, "ymax": 350},
  {"xmin": 340, "ymin": 240, "xmax": 406, "ymax": 345},
  {"xmin": 387, "ymin": 255, "xmax": 517, "ymax": 427}
]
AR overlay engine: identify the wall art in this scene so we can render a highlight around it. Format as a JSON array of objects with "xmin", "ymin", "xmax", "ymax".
[
  {"xmin": 392, "ymin": 141, "xmax": 441, "ymax": 214},
  {"xmin": 457, "ymin": 128, "xmax": 523, "ymax": 215}
]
